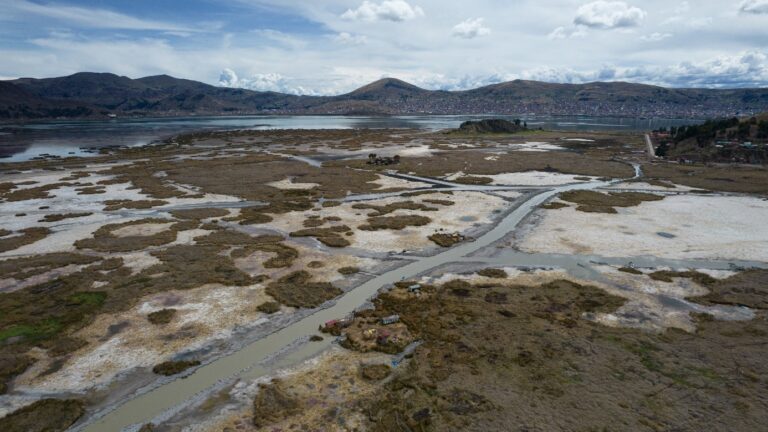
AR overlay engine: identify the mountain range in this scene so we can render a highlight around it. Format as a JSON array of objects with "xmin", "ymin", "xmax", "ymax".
[{"xmin": 1, "ymin": 72, "xmax": 767, "ymax": 121}]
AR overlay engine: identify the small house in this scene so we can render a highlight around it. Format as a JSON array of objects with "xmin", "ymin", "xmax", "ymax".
[
  {"xmin": 376, "ymin": 329, "xmax": 391, "ymax": 345},
  {"xmin": 381, "ymin": 314, "xmax": 400, "ymax": 325}
]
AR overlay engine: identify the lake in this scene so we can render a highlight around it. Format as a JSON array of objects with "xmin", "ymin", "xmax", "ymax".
[{"xmin": 0, "ymin": 114, "xmax": 700, "ymax": 162}]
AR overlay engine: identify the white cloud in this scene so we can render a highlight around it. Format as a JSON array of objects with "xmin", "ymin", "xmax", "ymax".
[
  {"xmin": 547, "ymin": 26, "xmax": 588, "ymax": 39},
  {"xmin": 333, "ymin": 32, "xmax": 368, "ymax": 45},
  {"xmin": 217, "ymin": 49, "xmax": 768, "ymax": 95},
  {"xmin": 510, "ymin": 50, "xmax": 768, "ymax": 88},
  {"xmin": 341, "ymin": 0, "xmax": 424, "ymax": 22},
  {"xmin": 451, "ymin": 18, "xmax": 491, "ymax": 39},
  {"xmin": 251, "ymin": 29, "xmax": 306, "ymax": 49},
  {"xmin": 641, "ymin": 32, "xmax": 673, "ymax": 42},
  {"xmin": 217, "ymin": 69, "xmax": 323, "ymax": 95},
  {"xmin": 6, "ymin": 0, "xmax": 200, "ymax": 32},
  {"xmin": 2, "ymin": 1, "xmax": 767, "ymax": 92},
  {"xmin": 739, "ymin": 0, "xmax": 768, "ymax": 14},
  {"xmin": 574, "ymin": 1, "xmax": 646, "ymax": 29}
]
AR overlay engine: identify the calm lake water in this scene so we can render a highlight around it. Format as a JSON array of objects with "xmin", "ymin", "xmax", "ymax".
[{"xmin": 0, "ymin": 114, "xmax": 700, "ymax": 162}]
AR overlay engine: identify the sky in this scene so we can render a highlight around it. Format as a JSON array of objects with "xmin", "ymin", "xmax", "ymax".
[{"xmin": 1, "ymin": 0, "xmax": 767, "ymax": 95}]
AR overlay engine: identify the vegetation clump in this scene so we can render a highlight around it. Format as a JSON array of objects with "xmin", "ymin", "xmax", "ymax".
[
  {"xmin": 290, "ymin": 226, "xmax": 352, "ymax": 248},
  {"xmin": 0, "ymin": 227, "xmax": 50, "ymax": 253},
  {"xmin": 360, "ymin": 215, "xmax": 431, "ymax": 231},
  {"xmin": 338, "ymin": 266, "xmax": 360, "ymax": 275},
  {"xmin": 352, "ymin": 201, "xmax": 437, "ymax": 216},
  {"xmin": 618, "ymin": 267, "xmax": 643, "ymax": 275},
  {"xmin": 147, "ymin": 309, "xmax": 177, "ymax": 325},
  {"xmin": 170, "ymin": 208, "xmax": 229, "ymax": 220},
  {"xmin": 265, "ymin": 271, "xmax": 342, "ymax": 308},
  {"xmin": 223, "ymin": 232, "xmax": 299, "ymax": 268},
  {"xmin": 229, "ymin": 207, "xmax": 273, "ymax": 225},
  {"xmin": 422, "ymin": 199, "xmax": 455, "ymax": 206},
  {"xmin": 540, "ymin": 201, "xmax": 569, "ymax": 210},
  {"xmin": 648, "ymin": 270, "xmax": 716, "ymax": 285},
  {"xmin": 257, "ymin": 301, "xmax": 281, "ymax": 314},
  {"xmin": 75, "ymin": 186, "xmax": 105, "ymax": 195},
  {"xmin": 559, "ymin": 190, "xmax": 663, "ymax": 213},
  {"xmin": 1, "ymin": 183, "xmax": 69, "ymax": 202},
  {"xmin": 38, "ymin": 212, "xmax": 93, "ymax": 223},
  {"xmin": 74, "ymin": 219, "xmax": 192, "ymax": 252},
  {"xmin": 253, "ymin": 380, "xmax": 302, "ymax": 428},
  {"xmin": 0, "ymin": 355, "xmax": 33, "ymax": 394},
  {"xmin": 103, "ymin": 199, "xmax": 168, "ymax": 211},
  {"xmin": 152, "ymin": 359, "xmax": 201, "ymax": 376},
  {"xmin": 689, "ymin": 269, "xmax": 768, "ymax": 309},
  {"xmin": 452, "ymin": 176, "xmax": 493, "ymax": 185},
  {"xmin": 477, "ymin": 268, "xmax": 508, "ymax": 279},
  {"xmin": 428, "ymin": 232, "xmax": 464, "ymax": 247},
  {"xmin": 0, "ymin": 398, "xmax": 85, "ymax": 432}
]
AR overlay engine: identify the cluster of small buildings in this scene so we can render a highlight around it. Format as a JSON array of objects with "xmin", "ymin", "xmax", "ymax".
[
  {"xmin": 714, "ymin": 140, "xmax": 760, "ymax": 149},
  {"xmin": 366, "ymin": 153, "xmax": 401, "ymax": 166}
]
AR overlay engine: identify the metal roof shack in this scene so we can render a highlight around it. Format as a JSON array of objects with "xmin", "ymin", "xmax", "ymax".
[{"xmin": 381, "ymin": 314, "xmax": 400, "ymax": 325}]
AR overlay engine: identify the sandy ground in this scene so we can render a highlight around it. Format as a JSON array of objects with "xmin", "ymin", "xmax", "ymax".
[
  {"xmin": 233, "ymin": 240, "xmax": 378, "ymax": 284},
  {"xmin": 368, "ymin": 173, "xmax": 431, "ymax": 190},
  {"xmin": 0, "ymin": 168, "xmax": 244, "ymax": 257},
  {"xmin": 15, "ymin": 282, "xmax": 277, "ymax": 393},
  {"xmin": 112, "ymin": 222, "xmax": 176, "ymax": 237},
  {"xmin": 509, "ymin": 142, "xmax": 566, "ymax": 152},
  {"xmin": 516, "ymin": 194, "xmax": 768, "ymax": 262},
  {"xmin": 120, "ymin": 251, "xmax": 164, "ymax": 274},
  {"xmin": 587, "ymin": 265, "xmax": 752, "ymax": 332},
  {"xmin": 424, "ymin": 266, "xmax": 751, "ymax": 333},
  {"xmin": 266, "ymin": 178, "xmax": 320, "ymax": 190},
  {"xmin": 9, "ymin": 229, "xmax": 377, "ymax": 394},
  {"xmin": 262, "ymin": 191, "xmax": 510, "ymax": 253},
  {"xmin": 484, "ymin": 171, "xmax": 595, "ymax": 186}
]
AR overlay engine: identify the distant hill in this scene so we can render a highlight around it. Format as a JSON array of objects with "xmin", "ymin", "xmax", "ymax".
[{"xmin": 1, "ymin": 73, "xmax": 767, "ymax": 121}]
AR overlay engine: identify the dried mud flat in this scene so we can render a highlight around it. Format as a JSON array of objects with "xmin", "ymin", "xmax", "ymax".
[{"xmin": 1, "ymin": 128, "xmax": 767, "ymax": 432}]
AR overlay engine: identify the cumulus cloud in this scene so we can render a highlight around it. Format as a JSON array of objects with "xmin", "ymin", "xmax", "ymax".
[
  {"xmin": 640, "ymin": 32, "xmax": 673, "ymax": 42},
  {"xmin": 218, "ymin": 69, "xmax": 324, "ymax": 95},
  {"xmin": 341, "ymin": 0, "xmax": 424, "ymax": 22},
  {"xmin": 402, "ymin": 50, "xmax": 768, "ymax": 91},
  {"xmin": 574, "ymin": 1, "xmax": 646, "ymax": 29},
  {"xmin": 451, "ymin": 18, "xmax": 491, "ymax": 39},
  {"xmin": 511, "ymin": 50, "xmax": 768, "ymax": 88},
  {"xmin": 739, "ymin": 0, "xmax": 768, "ymax": 14}
]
